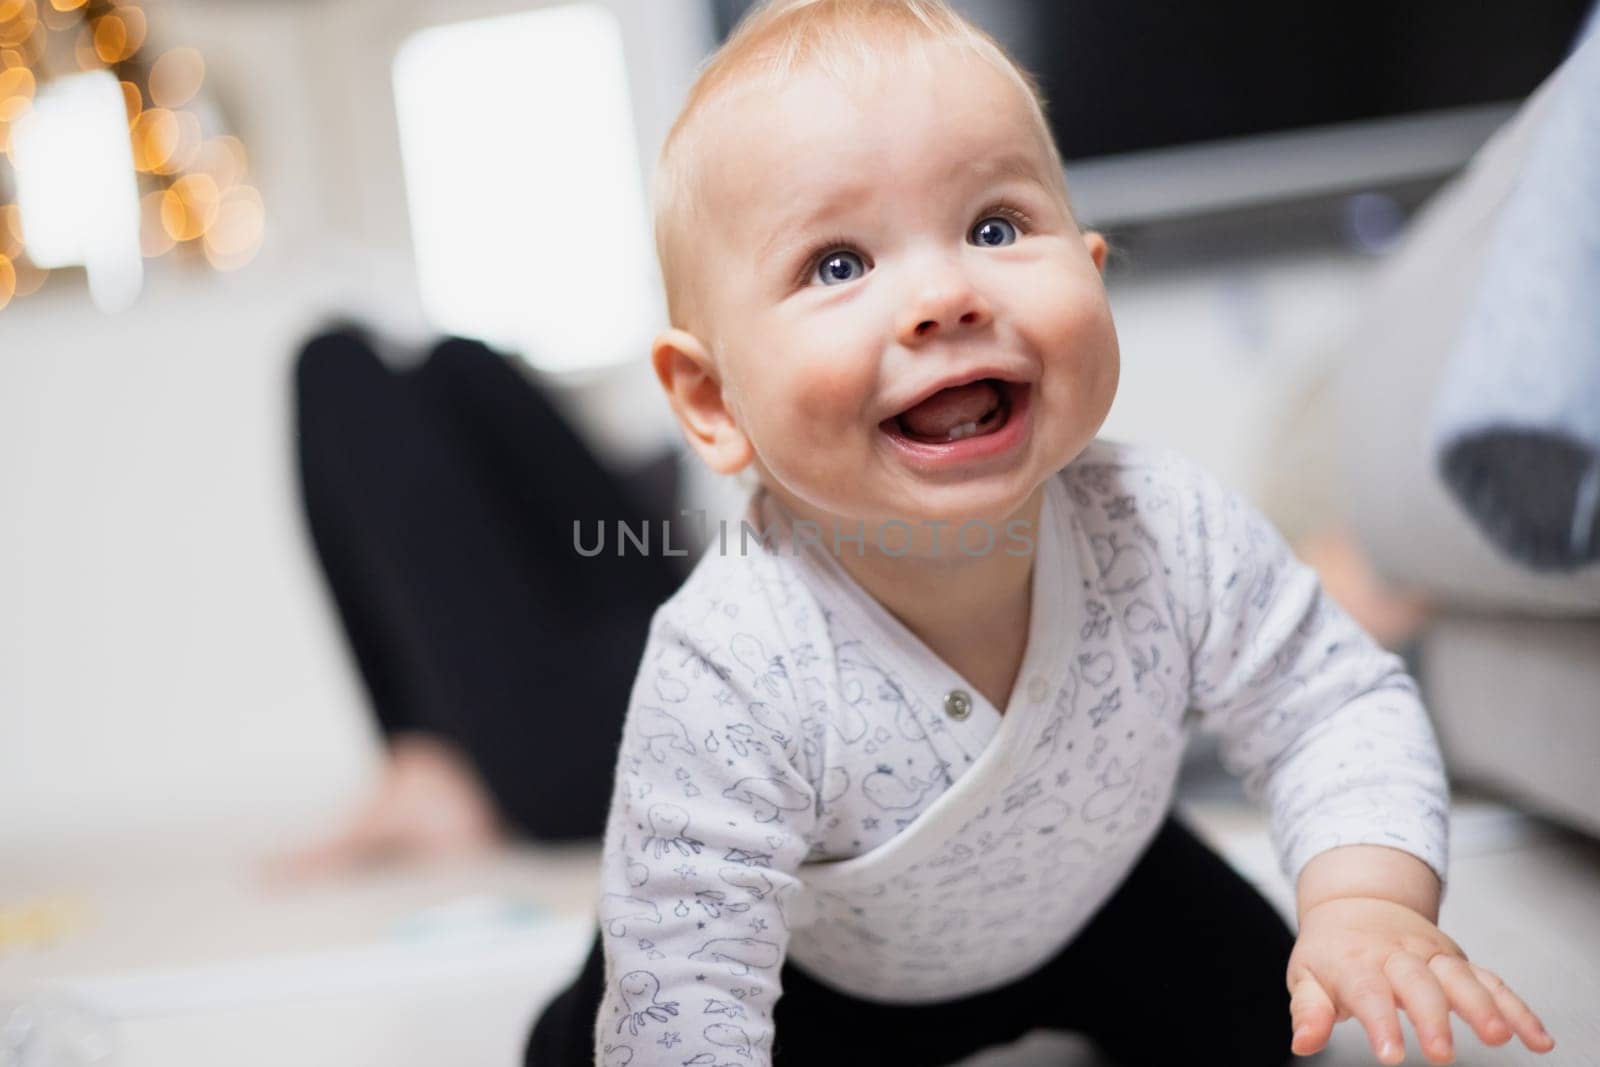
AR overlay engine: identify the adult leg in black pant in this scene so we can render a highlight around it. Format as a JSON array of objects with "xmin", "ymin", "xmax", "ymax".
[
  {"xmin": 528, "ymin": 813, "xmax": 1294, "ymax": 1066},
  {"xmin": 295, "ymin": 329, "xmax": 687, "ymax": 843}
]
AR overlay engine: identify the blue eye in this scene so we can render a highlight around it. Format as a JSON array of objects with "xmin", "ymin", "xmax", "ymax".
[
  {"xmin": 815, "ymin": 250, "xmax": 866, "ymax": 286},
  {"xmin": 972, "ymin": 216, "xmax": 1018, "ymax": 247}
]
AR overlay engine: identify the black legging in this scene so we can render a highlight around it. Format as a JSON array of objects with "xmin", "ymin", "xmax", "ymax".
[
  {"xmin": 528, "ymin": 813, "xmax": 1296, "ymax": 1066},
  {"xmin": 293, "ymin": 328, "xmax": 687, "ymax": 840}
]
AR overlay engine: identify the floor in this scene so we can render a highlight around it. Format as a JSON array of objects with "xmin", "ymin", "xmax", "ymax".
[
  {"xmin": 961, "ymin": 749, "xmax": 1600, "ymax": 1066},
  {"xmin": 4, "ymin": 749, "xmax": 1595, "ymax": 1066}
]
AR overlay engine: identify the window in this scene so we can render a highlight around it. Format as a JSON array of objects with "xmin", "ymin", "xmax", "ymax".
[{"xmin": 393, "ymin": 4, "xmax": 662, "ymax": 375}]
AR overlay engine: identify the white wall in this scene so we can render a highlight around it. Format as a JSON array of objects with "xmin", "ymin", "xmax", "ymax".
[
  {"xmin": 1, "ymin": 0, "xmax": 714, "ymax": 851},
  {"xmin": 2, "ymin": 264, "xmax": 381, "ymax": 847}
]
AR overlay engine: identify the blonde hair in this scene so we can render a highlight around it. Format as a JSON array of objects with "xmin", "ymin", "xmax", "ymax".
[{"xmin": 651, "ymin": 0, "xmax": 1070, "ymax": 334}]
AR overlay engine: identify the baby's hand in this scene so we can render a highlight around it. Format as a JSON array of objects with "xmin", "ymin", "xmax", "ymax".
[{"xmin": 1287, "ymin": 897, "xmax": 1554, "ymax": 1064}]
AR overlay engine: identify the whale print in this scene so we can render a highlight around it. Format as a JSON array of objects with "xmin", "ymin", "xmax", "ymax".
[
  {"xmin": 861, "ymin": 765, "xmax": 942, "ymax": 811},
  {"xmin": 1083, "ymin": 758, "xmax": 1141, "ymax": 822},
  {"xmin": 1092, "ymin": 531, "xmax": 1154, "ymax": 594},
  {"xmin": 722, "ymin": 777, "xmax": 812, "ymax": 824},
  {"xmin": 600, "ymin": 894, "xmax": 661, "ymax": 938},
  {"xmin": 637, "ymin": 706, "xmax": 696, "ymax": 763},
  {"xmin": 688, "ymin": 937, "xmax": 781, "ymax": 976}
]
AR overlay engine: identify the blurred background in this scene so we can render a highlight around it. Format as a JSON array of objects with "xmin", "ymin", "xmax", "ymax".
[{"xmin": 3, "ymin": 1, "xmax": 1598, "ymax": 1064}]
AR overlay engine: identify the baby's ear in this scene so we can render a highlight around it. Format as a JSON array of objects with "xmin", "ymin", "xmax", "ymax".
[
  {"xmin": 651, "ymin": 328, "xmax": 755, "ymax": 476},
  {"xmin": 1082, "ymin": 231, "xmax": 1108, "ymax": 274}
]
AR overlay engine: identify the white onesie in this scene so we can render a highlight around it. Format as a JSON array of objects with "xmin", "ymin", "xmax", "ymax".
[{"xmin": 591, "ymin": 438, "xmax": 1450, "ymax": 1066}]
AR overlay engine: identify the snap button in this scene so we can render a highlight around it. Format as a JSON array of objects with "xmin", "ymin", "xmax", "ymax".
[
  {"xmin": 1027, "ymin": 675, "xmax": 1051, "ymax": 703},
  {"xmin": 943, "ymin": 689, "xmax": 972, "ymax": 721}
]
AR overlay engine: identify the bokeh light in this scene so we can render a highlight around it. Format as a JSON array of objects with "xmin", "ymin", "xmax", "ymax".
[
  {"xmin": 119, "ymin": 5, "xmax": 147, "ymax": 47},
  {"xmin": 90, "ymin": 7, "xmax": 144, "ymax": 64},
  {"xmin": 91, "ymin": 13, "xmax": 125, "ymax": 62},
  {"xmin": 201, "ymin": 184, "xmax": 262, "ymax": 271},
  {"xmin": 72, "ymin": 23, "xmax": 96, "ymax": 68},
  {"xmin": 128, "ymin": 106, "xmax": 176, "ymax": 171},
  {"xmin": 148, "ymin": 46, "xmax": 201, "ymax": 109},
  {"xmin": 149, "ymin": 105, "xmax": 198, "ymax": 174},
  {"xmin": 0, "ymin": 202, "xmax": 21, "ymax": 257},
  {"xmin": 138, "ymin": 188, "xmax": 172, "ymax": 256},
  {"xmin": 159, "ymin": 172, "xmax": 219, "ymax": 242},
  {"xmin": 40, "ymin": 0, "xmax": 78, "ymax": 31},
  {"xmin": 0, "ymin": 61, "xmax": 33, "ymax": 121},
  {"xmin": 17, "ymin": 20, "xmax": 44, "ymax": 63},
  {"xmin": 9, "ymin": 251, "xmax": 44, "ymax": 296},
  {"xmin": 1, "ymin": 0, "xmax": 261, "ymax": 310},
  {"xmin": 0, "ymin": 0, "xmax": 36, "ymax": 48},
  {"xmin": 190, "ymin": 134, "xmax": 246, "ymax": 190},
  {"xmin": 118, "ymin": 77, "xmax": 139, "ymax": 121}
]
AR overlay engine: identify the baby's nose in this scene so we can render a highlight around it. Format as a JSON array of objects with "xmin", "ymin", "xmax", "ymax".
[{"xmin": 898, "ymin": 282, "xmax": 993, "ymax": 345}]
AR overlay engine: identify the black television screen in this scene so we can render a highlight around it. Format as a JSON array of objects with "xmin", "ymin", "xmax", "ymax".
[{"xmin": 710, "ymin": 1, "xmax": 1593, "ymax": 161}]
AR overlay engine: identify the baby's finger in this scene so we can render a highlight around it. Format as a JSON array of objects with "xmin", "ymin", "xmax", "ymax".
[
  {"xmin": 1289, "ymin": 974, "xmax": 1337, "ymax": 1056},
  {"xmin": 1383, "ymin": 951, "xmax": 1453, "ymax": 1064},
  {"xmin": 1428, "ymin": 955, "xmax": 1512, "ymax": 1047},
  {"xmin": 1335, "ymin": 970, "xmax": 1407, "ymax": 1065},
  {"xmin": 1468, "ymin": 963, "xmax": 1556, "ymax": 1054}
]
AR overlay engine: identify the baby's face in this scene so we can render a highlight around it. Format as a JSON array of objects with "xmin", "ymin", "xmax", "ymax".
[{"xmin": 689, "ymin": 43, "xmax": 1119, "ymax": 536}]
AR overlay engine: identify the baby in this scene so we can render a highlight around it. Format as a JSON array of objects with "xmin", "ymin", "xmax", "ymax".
[{"xmin": 529, "ymin": 1, "xmax": 1556, "ymax": 1064}]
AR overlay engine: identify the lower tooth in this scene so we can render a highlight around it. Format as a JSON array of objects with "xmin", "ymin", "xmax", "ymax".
[{"xmin": 945, "ymin": 421, "xmax": 979, "ymax": 441}]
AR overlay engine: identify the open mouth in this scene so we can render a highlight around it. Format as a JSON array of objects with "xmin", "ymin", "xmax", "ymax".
[{"xmin": 880, "ymin": 378, "xmax": 1020, "ymax": 444}]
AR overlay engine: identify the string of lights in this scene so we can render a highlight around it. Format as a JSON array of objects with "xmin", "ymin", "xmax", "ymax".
[{"xmin": 0, "ymin": 0, "xmax": 264, "ymax": 311}]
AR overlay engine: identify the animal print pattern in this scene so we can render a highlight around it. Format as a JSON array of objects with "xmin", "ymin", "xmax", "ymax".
[{"xmin": 592, "ymin": 439, "xmax": 1450, "ymax": 1065}]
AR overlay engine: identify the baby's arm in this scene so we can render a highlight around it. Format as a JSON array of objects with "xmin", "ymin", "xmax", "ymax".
[
  {"xmin": 594, "ymin": 609, "xmax": 815, "ymax": 1067},
  {"xmin": 1171, "ymin": 455, "xmax": 1552, "ymax": 1063}
]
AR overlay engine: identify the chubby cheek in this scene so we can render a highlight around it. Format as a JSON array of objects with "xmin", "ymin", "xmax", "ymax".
[
  {"xmin": 1023, "ymin": 275, "xmax": 1120, "ymax": 416},
  {"xmin": 1066, "ymin": 302, "xmax": 1121, "ymax": 416},
  {"xmin": 739, "ymin": 349, "xmax": 878, "ymax": 478},
  {"xmin": 760, "ymin": 322, "xmax": 877, "ymax": 425},
  {"xmin": 787, "ymin": 361, "xmax": 875, "ymax": 428}
]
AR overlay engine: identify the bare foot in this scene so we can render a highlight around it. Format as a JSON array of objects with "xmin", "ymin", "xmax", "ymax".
[{"xmin": 266, "ymin": 733, "xmax": 503, "ymax": 881}]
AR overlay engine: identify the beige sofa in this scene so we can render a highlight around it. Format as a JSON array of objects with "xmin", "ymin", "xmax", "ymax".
[{"xmin": 1318, "ymin": 71, "xmax": 1600, "ymax": 838}]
